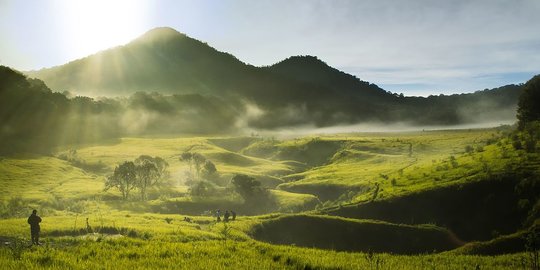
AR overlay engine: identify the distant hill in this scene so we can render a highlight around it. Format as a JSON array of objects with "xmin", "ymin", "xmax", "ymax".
[
  {"xmin": 266, "ymin": 55, "xmax": 393, "ymax": 101},
  {"xmin": 27, "ymin": 27, "xmax": 525, "ymax": 127}
]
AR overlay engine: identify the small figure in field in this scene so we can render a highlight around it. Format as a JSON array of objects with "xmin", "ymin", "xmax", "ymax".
[
  {"xmin": 216, "ymin": 209, "xmax": 221, "ymax": 222},
  {"xmin": 183, "ymin": 217, "xmax": 192, "ymax": 223},
  {"xmin": 231, "ymin": 210, "xmax": 236, "ymax": 221},
  {"xmin": 27, "ymin": 209, "xmax": 42, "ymax": 245},
  {"xmin": 86, "ymin": 218, "xmax": 93, "ymax": 233},
  {"xmin": 224, "ymin": 210, "xmax": 230, "ymax": 222}
]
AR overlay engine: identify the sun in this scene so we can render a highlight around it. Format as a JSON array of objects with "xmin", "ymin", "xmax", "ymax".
[{"xmin": 53, "ymin": 0, "xmax": 151, "ymax": 59}]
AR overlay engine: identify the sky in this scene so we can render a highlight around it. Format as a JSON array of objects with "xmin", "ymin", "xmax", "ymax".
[{"xmin": 1, "ymin": 0, "xmax": 539, "ymax": 96}]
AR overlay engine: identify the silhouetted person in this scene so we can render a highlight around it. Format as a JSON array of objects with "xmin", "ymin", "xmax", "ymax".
[
  {"xmin": 27, "ymin": 209, "xmax": 42, "ymax": 245},
  {"xmin": 231, "ymin": 210, "xmax": 236, "ymax": 221},
  {"xmin": 224, "ymin": 210, "xmax": 230, "ymax": 222},
  {"xmin": 86, "ymin": 218, "xmax": 93, "ymax": 233},
  {"xmin": 216, "ymin": 209, "xmax": 221, "ymax": 222}
]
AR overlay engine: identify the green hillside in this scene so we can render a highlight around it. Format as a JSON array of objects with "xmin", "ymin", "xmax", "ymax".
[{"xmin": 1, "ymin": 125, "xmax": 539, "ymax": 268}]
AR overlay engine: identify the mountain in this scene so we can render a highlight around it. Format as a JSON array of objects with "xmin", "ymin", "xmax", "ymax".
[
  {"xmin": 27, "ymin": 27, "xmax": 250, "ymax": 96},
  {"xmin": 266, "ymin": 55, "xmax": 392, "ymax": 101},
  {"xmin": 27, "ymin": 27, "xmax": 524, "ymax": 127}
]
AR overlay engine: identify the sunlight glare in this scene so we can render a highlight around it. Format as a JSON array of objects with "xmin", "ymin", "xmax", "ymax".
[{"xmin": 53, "ymin": 0, "xmax": 151, "ymax": 60}]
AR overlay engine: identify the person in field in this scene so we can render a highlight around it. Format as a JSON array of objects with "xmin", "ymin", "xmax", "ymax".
[
  {"xmin": 27, "ymin": 209, "xmax": 42, "ymax": 245},
  {"xmin": 215, "ymin": 209, "xmax": 221, "ymax": 222},
  {"xmin": 224, "ymin": 210, "xmax": 230, "ymax": 222},
  {"xmin": 231, "ymin": 210, "xmax": 236, "ymax": 221},
  {"xmin": 86, "ymin": 217, "xmax": 93, "ymax": 233}
]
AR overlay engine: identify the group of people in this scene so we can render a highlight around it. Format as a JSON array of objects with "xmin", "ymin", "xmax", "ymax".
[{"xmin": 214, "ymin": 209, "xmax": 236, "ymax": 222}]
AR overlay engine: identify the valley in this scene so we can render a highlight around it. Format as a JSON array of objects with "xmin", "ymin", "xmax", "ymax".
[{"xmin": 1, "ymin": 126, "xmax": 539, "ymax": 269}]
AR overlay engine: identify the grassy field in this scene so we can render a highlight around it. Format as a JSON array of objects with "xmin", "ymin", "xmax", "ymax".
[
  {"xmin": 0, "ymin": 237, "xmax": 530, "ymax": 269},
  {"xmin": 1, "ymin": 126, "xmax": 539, "ymax": 268},
  {"xmin": 0, "ymin": 210, "xmax": 533, "ymax": 269}
]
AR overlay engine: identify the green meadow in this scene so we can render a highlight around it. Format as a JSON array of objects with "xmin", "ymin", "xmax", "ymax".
[{"xmin": 1, "ymin": 126, "xmax": 539, "ymax": 269}]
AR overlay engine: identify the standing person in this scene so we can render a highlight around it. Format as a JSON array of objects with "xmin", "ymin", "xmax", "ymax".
[
  {"xmin": 216, "ymin": 209, "xmax": 221, "ymax": 222},
  {"xmin": 85, "ymin": 218, "xmax": 93, "ymax": 233},
  {"xmin": 27, "ymin": 209, "xmax": 42, "ymax": 245},
  {"xmin": 224, "ymin": 210, "xmax": 230, "ymax": 222},
  {"xmin": 231, "ymin": 210, "xmax": 236, "ymax": 221}
]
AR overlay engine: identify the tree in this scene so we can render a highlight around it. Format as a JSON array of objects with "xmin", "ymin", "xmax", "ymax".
[
  {"xmin": 179, "ymin": 152, "xmax": 206, "ymax": 180},
  {"xmin": 202, "ymin": 160, "xmax": 218, "ymax": 179},
  {"xmin": 231, "ymin": 174, "xmax": 263, "ymax": 202},
  {"xmin": 189, "ymin": 180, "xmax": 217, "ymax": 197},
  {"xmin": 192, "ymin": 153, "xmax": 206, "ymax": 180},
  {"xmin": 179, "ymin": 152, "xmax": 194, "ymax": 173},
  {"xmin": 104, "ymin": 161, "xmax": 137, "ymax": 200},
  {"xmin": 134, "ymin": 155, "xmax": 168, "ymax": 201},
  {"xmin": 150, "ymin": 156, "xmax": 169, "ymax": 179},
  {"xmin": 518, "ymin": 75, "xmax": 540, "ymax": 129}
]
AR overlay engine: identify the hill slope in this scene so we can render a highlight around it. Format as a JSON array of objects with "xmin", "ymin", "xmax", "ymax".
[{"xmin": 28, "ymin": 27, "xmax": 250, "ymax": 96}]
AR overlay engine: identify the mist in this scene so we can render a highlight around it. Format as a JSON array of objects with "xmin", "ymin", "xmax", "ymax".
[{"xmin": 245, "ymin": 120, "xmax": 517, "ymax": 140}]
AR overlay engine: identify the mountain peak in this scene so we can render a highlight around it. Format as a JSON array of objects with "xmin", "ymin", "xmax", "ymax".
[
  {"xmin": 135, "ymin": 27, "xmax": 186, "ymax": 43},
  {"xmin": 272, "ymin": 55, "xmax": 329, "ymax": 68}
]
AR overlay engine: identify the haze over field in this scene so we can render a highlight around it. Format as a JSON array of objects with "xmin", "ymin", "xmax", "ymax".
[{"xmin": 1, "ymin": 1, "xmax": 540, "ymax": 269}]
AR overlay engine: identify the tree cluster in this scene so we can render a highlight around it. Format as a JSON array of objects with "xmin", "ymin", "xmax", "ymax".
[
  {"xmin": 514, "ymin": 75, "xmax": 540, "ymax": 153},
  {"xmin": 518, "ymin": 75, "xmax": 540, "ymax": 129},
  {"xmin": 179, "ymin": 152, "xmax": 220, "ymax": 197},
  {"xmin": 104, "ymin": 155, "xmax": 169, "ymax": 200},
  {"xmin": 230, "ymin": 174, "xmax": 269, "ymax": 204}
]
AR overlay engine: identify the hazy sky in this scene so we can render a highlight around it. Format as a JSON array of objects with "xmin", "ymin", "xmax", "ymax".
[{"xmin": 1, "ymin": 0, "xmax": 539, "ymax": 96}]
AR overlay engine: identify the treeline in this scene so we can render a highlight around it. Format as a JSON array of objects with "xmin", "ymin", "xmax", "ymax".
[
  {"xmin": 0, "ymin": 63, "xmax": 532, "ymax": 155},
  {"xmin": 0, "ymin": 66, "xmax": 238, "ymax": 154}
]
